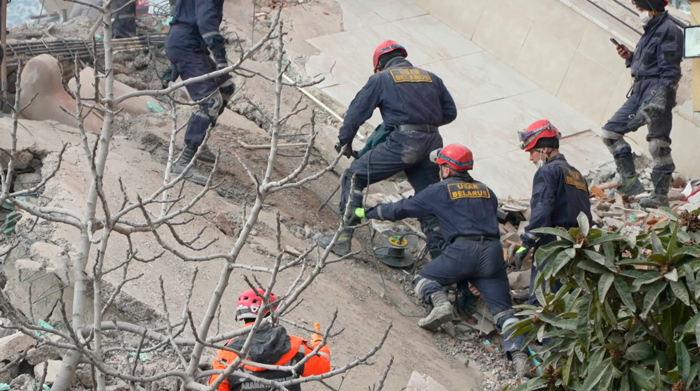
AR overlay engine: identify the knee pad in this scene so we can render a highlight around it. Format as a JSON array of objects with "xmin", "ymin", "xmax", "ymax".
[
  {"xmin": 200, "ymin": 90, "xmax": 224, "ymax": 126},
  {"xmin": 220, "ymin": 79, "xmax": 235, "ymax": 102},
  {"xmin": 601, "ymin": 133, "xmax": 632, "ymax": 159}
]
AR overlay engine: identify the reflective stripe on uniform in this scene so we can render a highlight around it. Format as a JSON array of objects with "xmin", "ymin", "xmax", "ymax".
[
  {"xmin": 117, "ymin": 14, "xmax": 133, "ymax": 19},
  {"xmin": 202, "ymin": 31, "xmax": 221, "ymax": 38},
  {"xmin": 377, "ymin": 206, "xmax": 384, "ymax": 220}
]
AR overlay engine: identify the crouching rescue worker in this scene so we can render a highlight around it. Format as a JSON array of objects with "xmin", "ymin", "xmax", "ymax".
[
  {"xmin": 208, "ymin": 289, "xmax": 331, "ymax": 391},
  {"xmin": 601, "ymin": 0, "xmax": 682, "ymax": 208},
  {"xmin": 514, "ymin": 120, "xmax": 592, "ymax": 306},
  {"xmin": 318, "ymin": 40, "xmax": 457, "ymax": 259},
  {"xmin": 354, "ymin": 144, "xmax": 532, "ymax": 377},
  {"xmin": 165, "ymin": 0, "xmax": 235, "ymax": 185}
]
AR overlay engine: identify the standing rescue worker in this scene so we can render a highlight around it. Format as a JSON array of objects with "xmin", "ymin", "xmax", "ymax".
[
  {"xmin": 601, "ymin": 0, "xmax": 682, "ymax": 208},
  {"xmin": 208, "ymin": 289, "xmax": 332, "ymax": 391},
  {"xmin": 354, "ymin": 144, "xmax": 532, "ymax": 377},
  {"xmin": 514, "ymin": 120, "xmax": 592, "ymax": 306},
  {"xmin": 112, "ymin": 0, "xmax": 136, "ymax": 39},
  {"xmin": 318, "ymin": 40, "xmax": 457, "ymax": 259},
  {"xmin": 166, "ymin": 0, "xmax": 235, "ymax": 185}
]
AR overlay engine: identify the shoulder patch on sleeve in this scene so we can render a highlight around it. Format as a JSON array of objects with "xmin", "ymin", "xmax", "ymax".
[
  {"xmin": 447, "ymin": 182, "xmax": 491, "ymax": 200},
  {"xmin": 390, "ymin": 69, "xmax": 433, "ymax": 84}
]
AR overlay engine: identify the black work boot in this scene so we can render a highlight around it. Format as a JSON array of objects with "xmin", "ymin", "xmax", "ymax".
[
  {"xmin": 418, "ymin": 291, "xmax": 453, "ymax": 331},
  {"xmin": 197, "ymin": 144, "xmax": 217, "ymax": 163},
  {"xmin": 615, "ymin": 156, "xmax": 645, "ymax": 196},
  {"xmin": 511, "ymin": 351, "xmax": 534, "ymax": 378},
  {"xmin": 318, "ymin": 213, "xmax": 361, "ymax": 256},
  {"xmin": 173, "ymin": 148, "xmax": 210, "ymax": 186},
  {"xmin": 640, "ymin": 172, "xmax": 672, "ymax": 208},
  {"xmin": 318, "ymin": 228, "xmax": 353, "ymax": 256}
]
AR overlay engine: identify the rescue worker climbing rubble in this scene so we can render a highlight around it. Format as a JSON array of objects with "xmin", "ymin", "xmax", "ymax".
[
  {"xmin": 318, "ymin": 40, "xmax": 457, "ymax": 259},
  {"xmin": 208, "ymin": 289, "xmax": 331, "ymax": 391},
  {"xmin": 112, "ymin": 0, "xmax": 136, "ymax": 39},
  {"xmin": 601, "ymin": 0, "xmax": 683, "ymax": 208},
  {"xmin": 354, "ymin": 144, "xmax": 532, "ymax": 377},
  {"xmin": 514, "ymin": 120, "xmax": 592, "ymax": 306},
  {"xmin": 165, "ymin": 0, "xmax": 235, "ymax": 185}
]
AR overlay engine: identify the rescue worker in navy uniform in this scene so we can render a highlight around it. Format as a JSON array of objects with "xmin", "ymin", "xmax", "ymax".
[
  {"xmin": 354, "ymin": 144, "xmax": 532, "ymax": 377},
  {"xmin": 112, "ymin": 0, "xmax": 136, "ymax": 39},
  {"xmin": 165, "ymin": 0, "xmax": 235, "ymax": 185},
  {"xmin": 601, "ymin": 0, "xmax": 683, "ymax": 208},
  {"xmin": 318, "ymin": 40, "xmax": 457, "ymax": 259},
  {"xmin": 514, "ymin": 120, "xmax": 592, "ymax": 306}
]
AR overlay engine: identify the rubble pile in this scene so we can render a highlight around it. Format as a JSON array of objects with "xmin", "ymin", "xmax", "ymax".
[{"xmin": 0, "ymin": 325, "xmax": 184, "ymax": 390}]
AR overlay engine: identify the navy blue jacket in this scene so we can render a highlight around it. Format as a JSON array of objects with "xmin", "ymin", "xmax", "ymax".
[
  {"xmin": 627, "ymin": 12, "xmax": 683, "ymax": 89},
  {"xmin": 365, "ymin": 176, "xmax": 500, "ymax": 244},
  {"xmin": 521, "ymin": 155, "xmax": 592, "ymax": 249},
  {"xmin": 338, "ymin": 59, "xmax": 457, "ymax": 145},
  {"xmin": 170, "ymin": 0, "xmax": 225, "ymax": 50}
]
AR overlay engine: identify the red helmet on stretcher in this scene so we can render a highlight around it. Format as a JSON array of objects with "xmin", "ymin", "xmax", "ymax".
[
  {"xmin": 373, "ymin": 40, "xmax": 407, "ymax": 71},
  {"xmin": 430, "ymin": 144, "xmax": 474, "ymax": 172},
  {"xmin": 518, "ymin": 120, "xmax": 561, "ymax": 152},
  {"xmin": 235, "ymin": 288, "xmax": 279, "ymax": 321}
]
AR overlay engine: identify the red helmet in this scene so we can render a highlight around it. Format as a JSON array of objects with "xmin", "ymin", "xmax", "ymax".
[
  {"xmin": 373, "ymin": 40, "xmax": 407, "ymax": 71},
  {"xmin": 518, "ymin": 120, "xmax": 561, "ymax": 152},
  {"xmin": 235, "ymin": 288, "xmax": 279, "ymax": 321},
  {"xmin": 430, "ymin": 144, "xmax": 474, "ymax": 172}
]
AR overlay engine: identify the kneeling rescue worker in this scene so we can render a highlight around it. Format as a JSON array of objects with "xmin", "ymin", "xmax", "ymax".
[
  {"xmin": 354, "ymin": 144, "xmax": 532, "ymax": 377},
  {"xmin": 601, "ymin": 0, "xmax": 682, "ymax": 208},
  {"xmin": 209, "ymin": 289, "xmax": 331, "ymax": 391},
  {"xmin": 514, "ymin": 120, "xmax": 592, "ymax": 306},
  {"xmin": 166, "ymin": 0, "xmax": 235, "ymax": 185},
  {"xmin": 318, "ymin": 40, "xmax": 457, "ymax": 260}
]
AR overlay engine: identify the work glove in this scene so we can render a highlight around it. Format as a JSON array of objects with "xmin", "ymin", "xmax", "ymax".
[
  {"xmin": 334, "ymin": 140, "xmax": 358, "ymax": 159},
  {"xmin": 160, "ymin": 63, "xmax": 179, "ymax": 87},
  {"xmin": 311, "ymin": 322, "xmax": 323, "ymax": 344},
  {"xmin": 627, "ymin": 87, "xmax": 674, "ymax": 131},
  {"xmin": 354, "ymin": 208, "xmax": 366, "ymax": 219},
  {"xmin": 513, "ymin": 246, "xmax": 529, "ymax": 270},
  {"xmin": 213, "ymin": 47, "xmax": 228, "ymax": 70}
]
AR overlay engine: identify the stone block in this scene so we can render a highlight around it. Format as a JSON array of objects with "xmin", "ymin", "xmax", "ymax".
[
  {"xmin": 34, "ymin": 360, "xmax": 62, "ymax": 384},
  {"xmin": 0, "ymin": 332, "xmax": 36, "ymax": 361},
  {"xmin": 406, "ymin": 371, "xmax": 450, "ymax": 391}
]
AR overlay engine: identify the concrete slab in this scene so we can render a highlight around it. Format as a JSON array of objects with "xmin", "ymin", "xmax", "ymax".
[
  {"xmin": 406, "ymin": 371, "xmax": 452, "ymax": 391},
  {"xmin": 392, "ymin": 14, "xmax": 482, "ymax": 60},
  {"xmin": 422, "ymin": 52, "xmax": 540, "ymax": 109},
  {"xmin": 507, "ymin": 89, "xmax": 601, "ymax": 137},
  {"xmin": 336, "ymin": 0, "xmax": 387, "ymax": 31}
]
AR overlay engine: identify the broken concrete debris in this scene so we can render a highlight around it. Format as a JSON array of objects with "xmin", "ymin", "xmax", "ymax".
[{"xmin": 0, "ymin": 332, "xmax": 36, "ymax": 362}]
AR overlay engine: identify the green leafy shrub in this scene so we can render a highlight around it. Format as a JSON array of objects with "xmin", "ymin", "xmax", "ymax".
[{"xmin": 506, "ymin": 208, "xmax": 700, "ymax": 391}]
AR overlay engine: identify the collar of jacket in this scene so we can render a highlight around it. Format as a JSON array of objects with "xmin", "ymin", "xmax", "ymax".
[
  {"xmin": 385, "ymin": 58, "xmax": 414, "ymax": 70},
  {"xmin": 643, "ymin": 11, "xmax": 668, "ymax": 33},
  {"xmin": 545, "ymin": 154, "xmax": 567, "ymax": 165}
]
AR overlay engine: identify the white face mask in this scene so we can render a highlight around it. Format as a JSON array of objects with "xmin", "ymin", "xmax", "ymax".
[{"xmin": 639, "ymin": 10, "xmax": 651, "ymax": 23}]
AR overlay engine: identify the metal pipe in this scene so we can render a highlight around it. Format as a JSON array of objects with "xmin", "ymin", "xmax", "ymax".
[
  {"xmin": 585, "ymin": 0, "xmax": 643, "ymax": 35},
  {"xmin": 1, "ymin": 0, "xmax": 7, "ymax": 100},
  {"xmin": 611, "ymin": 0, "xmax": 688, "ymax": 27}
]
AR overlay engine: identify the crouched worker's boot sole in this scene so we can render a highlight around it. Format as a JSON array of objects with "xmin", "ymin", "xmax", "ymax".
[
  {"xmin": 318, "ymin": 234, "xmax": 352, "ymax": 256},
  {"xmin": 417, "ymin": 302, "xmax": 453, "ymax": 331}
]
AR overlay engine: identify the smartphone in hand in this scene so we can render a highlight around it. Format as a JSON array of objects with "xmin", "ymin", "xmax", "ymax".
[{"xmin": 610, "ymin": 38, "xmax": 621, "ymax": 47}]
